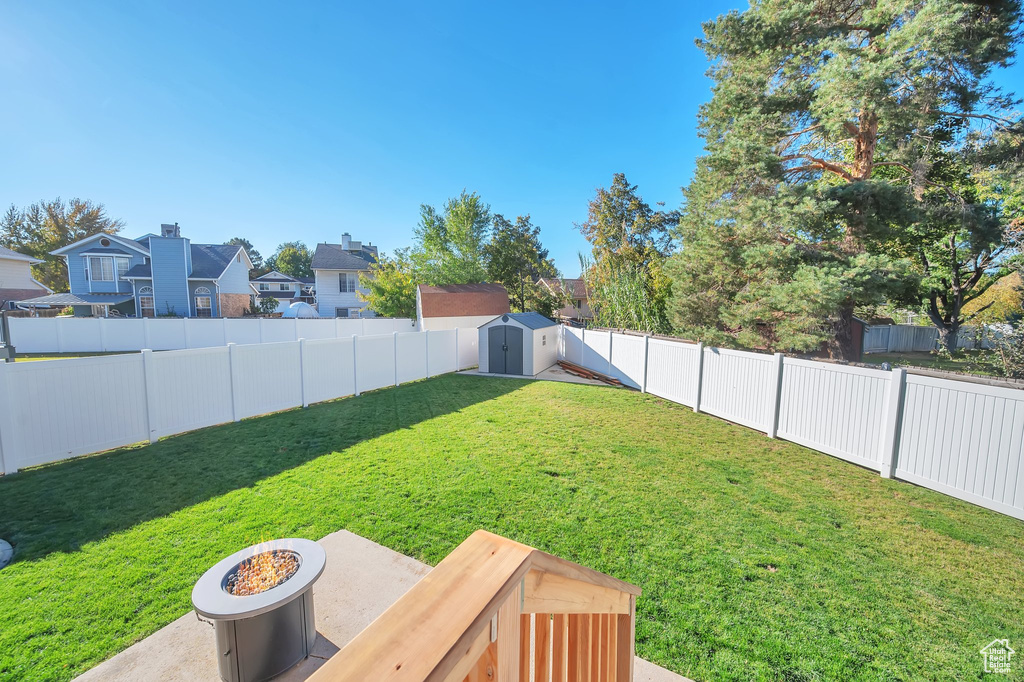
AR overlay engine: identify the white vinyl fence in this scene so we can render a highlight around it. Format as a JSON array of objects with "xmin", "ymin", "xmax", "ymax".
[
  {"xmin": 0, "ymin": 328, "xmax": 478, "ymax": 474},
  {"xmin": 559, "ymin": 326, "xmax": 1024, "ymax": 521},
  {"xmin": 6, "ymin": 316, "xmax": 417, "ymax": 354}
]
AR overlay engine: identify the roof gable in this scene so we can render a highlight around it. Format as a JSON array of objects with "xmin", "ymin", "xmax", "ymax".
[
  {"xmin": 51, "ymin": 233, "xmax": 150, "ymax": 257},
  {"xmin": 0, "ymin": 245, "xmax": 42, "ymax": 264}
]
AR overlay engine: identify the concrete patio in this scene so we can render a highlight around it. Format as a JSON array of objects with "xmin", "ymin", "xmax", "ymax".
[{"xmin": 76, "ymin": 530, "xmax": 689, "ymax": 681}]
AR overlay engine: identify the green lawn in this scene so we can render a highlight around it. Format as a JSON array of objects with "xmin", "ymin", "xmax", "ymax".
[
  {"xmin": 862, "ymin": 349, "xmax": 1003, "ymax": 376},
  {"xmin": 0, "ymin": 375, "xmax": 1021, "ymax": 681}
]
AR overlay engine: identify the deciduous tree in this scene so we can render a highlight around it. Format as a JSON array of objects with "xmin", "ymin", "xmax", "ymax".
[
  {"xmin": 266, "ymin": 241, "xmax": 313, "ymax": 279},
  {"xmin": 412, "ymin": 191, "xmax": 490, "ymax": 285},
  {"xmin": 485, "ymin": 214, "xmax": 558, "ymax": 312},
  {"xmin": 359, "ymin": 248, "xmax": 417, "ymax": 318},
  {"xmin": 0, "ymin": 198, "xmax": 125, "ymax": 292}
]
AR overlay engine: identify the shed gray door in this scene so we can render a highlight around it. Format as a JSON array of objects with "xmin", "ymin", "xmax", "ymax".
[{"xmin": 487, "ymin": 325, "xmax": 524, "ymax": 375}]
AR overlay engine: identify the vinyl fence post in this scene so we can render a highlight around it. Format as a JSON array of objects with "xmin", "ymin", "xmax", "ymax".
[
  {"xmin": 183, "ymin": 318, "xmax": 192, "ymax": 349},
  {"xmin": 99, "ymin": 317, "xmax": 108, "ymax": 352},
  {"xmin": 641, "ymin": 335, "xmax": 650, "ymax": 394},
  {"xmin": 393, "ymin": 331, "xmax": 399, "ymax": 386},
  {"xmin": 222, "ymin": 317, "xmax": 229, "ymax": 345},
  {"xmin": 424, "ymin": 329, "xmax": 431, "ymax": 377},
  {"xmin": 879, "ymin": 368, "xmax": 906, "ymax": 479},
  {"xmin": 143, "ymin": 317, "xmax": 151, "ymax": 350},
  {"xmin": 454, "ymin": 327, "xmax": 460, "ymax": 371},
  {"xmin": 352, "ymin": 334, "xmax": 360, "ymax": 396},
  {"xmin": 298, "ymin": 338, "xmax": 309, "ymax": 407},
  {"xmin": 0, "ymin": 362, "xmax": 14, "ymax": 474},
  {"xmin": 608, "ymin": 331, "xmax": 614, "ymax": 376},
  {"xmin": 766, "ymin": 352, "xmax": 784, "ymax": 438},
  {"xmin": 141, "ymin": 349, "xmax": 158, "ymax": 442},
  {"xmin": 227, "ymin": 343, "xmax": 241, "ymax": 421},
  {"xmin": 693, "ymin": 342, "xmax": 705, "ymax": 414},
  {"xmin": 56, "ymin": 316, "xmax": 65, "ymax": 353}
]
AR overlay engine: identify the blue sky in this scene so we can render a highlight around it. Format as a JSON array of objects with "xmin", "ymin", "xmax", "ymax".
[{"xmin": 1, "ymin": 2, "xmax": 1020, "ymax": 276}]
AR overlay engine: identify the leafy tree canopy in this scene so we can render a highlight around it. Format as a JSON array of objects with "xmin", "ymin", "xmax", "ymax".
[
  {"xmin": 1, "ymin": 198, "xmax": 125, "ymax": 292},
  {"xmin": 412, "ymin": 191, "xmax": 491, "ymax": 285},
  {"xmin": 359, "ymin": 248, "xmax": 417, "ymax": 319},
  {"xmin": 266, "ymin": 241, "xmax": 313, "ymax": 279}
]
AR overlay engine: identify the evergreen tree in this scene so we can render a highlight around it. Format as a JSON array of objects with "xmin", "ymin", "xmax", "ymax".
[
  {"xmin": 577, "ymin": 173, "xmax": 675, "ymax": 332},
  {"xmin": 670, "ymin": 0, "xmax": 1022, "ymax": 358},
  {"xmin": 485, "ymin": 214, "xmax": 558, "ymax": 312}
]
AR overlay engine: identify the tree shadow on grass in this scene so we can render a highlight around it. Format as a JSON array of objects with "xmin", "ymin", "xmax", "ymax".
[{"xmin": 0, "ymin": 374, "xmax": 526, "ymax": 565}]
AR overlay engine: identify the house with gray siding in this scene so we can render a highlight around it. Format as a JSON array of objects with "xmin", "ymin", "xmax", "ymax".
[
  {"xmin": 311, "ymin": 233, "xmax": 378, "ymax": 318},
  {"xmin": 18, "ymin": 224, "xmax": 254, "ymax": 317}
]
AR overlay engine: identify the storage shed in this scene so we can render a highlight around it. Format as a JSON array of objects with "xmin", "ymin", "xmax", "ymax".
[{"xmin": 478, "ymin": 312, "xmax": 558, "ymax": 376}]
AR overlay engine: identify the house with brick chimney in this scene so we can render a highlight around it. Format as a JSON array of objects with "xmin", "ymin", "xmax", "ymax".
[{"xmin": 18, "ymin": 224, "xmax": 254, "ymax": 318}]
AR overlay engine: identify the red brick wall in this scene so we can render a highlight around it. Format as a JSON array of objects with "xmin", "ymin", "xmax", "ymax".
[{"xmin": 220, "ymin": 293, "xmax": 251, "ymax": 318}]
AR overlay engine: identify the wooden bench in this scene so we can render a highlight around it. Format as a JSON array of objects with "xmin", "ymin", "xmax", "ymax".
[{"xmin": 309, "ymin": 529, "xmax": 641, "ymax": 681}]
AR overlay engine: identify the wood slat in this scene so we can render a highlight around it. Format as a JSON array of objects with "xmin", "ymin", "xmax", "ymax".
[
  {"xmin": 615, "ymin": 596, "xmax": 636, "ymax": 681},
  {"xmin": 519, "ymin": 614, "xmax": 531, "ymax": 682},
  {"xmin": 605, "ymin": 616, "xmax": 617, "ymax": 682},
  {"xmin": 578, "ymin": 614, "xmax": 591, "ymax": 682},
  {"xmin": 498, "ymin": 583, "xmax": 523, "ymax": 682},
  {"xmin": 591, "ymin": 615, "xmax": 601, "ymax": 680},
  {"xmin": 567, "ymin": 614, "xmax": 580, "ymax": 682},
  {"xmin": 535, "ymin": 613, "xmax": 551, "ymax": 682},
  {"xmin": 552, "ymin": 614, "xmax": 567, "ymax": 682}
]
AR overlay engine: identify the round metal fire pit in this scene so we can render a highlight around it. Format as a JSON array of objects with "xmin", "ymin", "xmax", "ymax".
[{"xmin": 193, "ymin": 539, "xmax": 326, "ymax": 682}]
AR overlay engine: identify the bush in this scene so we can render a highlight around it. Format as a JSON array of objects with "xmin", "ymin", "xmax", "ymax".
[{"xmin": 994, "ymin": 324, "xmax": 1024, "ymax": 378}]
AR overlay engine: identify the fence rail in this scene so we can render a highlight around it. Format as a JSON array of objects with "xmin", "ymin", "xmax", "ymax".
[
  {"xmin": 6, "ymin": 316, "xmax": 417, "ymax": 354},
  {"xmin": 559, "ymin": 326, "xmax": 1024, "ymax": 521},
  {"xmin": 0, "ymin": 328, "xmax": 477, "ymax": 474}
]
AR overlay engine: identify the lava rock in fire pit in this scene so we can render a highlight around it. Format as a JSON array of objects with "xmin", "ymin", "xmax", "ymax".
[{"xmin": 192, "ymin": 539, "xmax": 326, "ymax": 682}]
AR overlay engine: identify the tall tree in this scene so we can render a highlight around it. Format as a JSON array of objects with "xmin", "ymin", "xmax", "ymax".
[
  {"xmin": 0, "ymin": 198, "xmax": 125, "ymax": 292},
  {"xmin": 577, "ymin": 173, "xmax": 675, "ymax": 332},
  {"xmin": 266, "ymin": 241, "xmax": 313, "ymax": 279},
  {"xmin": 359, "ymin": 248, "xmax": 417, "ymax": 318},
  {"xmin": 412, "ymin": 191, "xmax": 491, "ymax": 285},
  {"xmin": 670, "ymin": 0, "xmax": 1022, "ymax": 358},
  {"xmin": 485, "ymin": 214, "xmax": 558, "ymax": 312},
  {"xmin": 225, "ymin": 237, "xmax": 264, "ymax": 275}
]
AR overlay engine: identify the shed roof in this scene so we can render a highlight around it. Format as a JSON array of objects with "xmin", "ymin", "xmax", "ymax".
[
  {"xmin": 499, "ymin": 312, "xmax": 558, "ymax": 330},
  {"xmin": 417, "ymin": 283, "xmax": 510, "ymax": 318}
]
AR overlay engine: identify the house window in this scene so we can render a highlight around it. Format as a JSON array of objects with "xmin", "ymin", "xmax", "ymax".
[
  {"xmin": 339, "ymin": 272, "xmax": 358, "ymax": 293},
  {"xmin": 194, "ymin": 287, "xmax": 212, "ymax": 318},
  {"xmin": 258, "ymin": 283, "xmax": 270, "ymax": 291},
  {"xmin": 138, "ymin": 286, "xmax": 155, "ymax": 318},
  {"xmin": 115, "ymin": 256, "xmax": 131, "ymax": 279},
  {"xmin": 349, "ymin": 308, "xmax": 362, "ymax": 318},
  {"xmin": 279, "ymin": 283, "xmax": 290, "ymax": 291},
  {"xmin": 89, "ymin": 256, "xmax": 114, "ymax": 281},
  {"xmin": 335, "ymin": 307, "xmax": 349, "ymax": 318}
]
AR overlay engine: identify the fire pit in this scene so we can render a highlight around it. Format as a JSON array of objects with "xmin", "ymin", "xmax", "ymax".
[{"xmin": 192, "ymin": 539, "xmax": 326, "ymax": 682}]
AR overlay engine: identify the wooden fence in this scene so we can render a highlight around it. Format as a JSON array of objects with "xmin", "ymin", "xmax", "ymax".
[
  {"xmin": 560, "ymin": 326, "xmax": 1024, "ymax": 521},
  {"xmin": 0, "ymin": 328, "xmax": 478, "ymax": 474}
]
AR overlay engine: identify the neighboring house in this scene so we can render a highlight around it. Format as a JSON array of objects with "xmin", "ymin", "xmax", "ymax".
[
  {"xmin": 416, "ymin": 283, "xmax": 510, "ymax": 331},
  {"xmin": 0, "ymin": 246, "xmax": 50, "ymax": 310},
  {"xmin": 311, "ymin": 233, "xmax": 378, "ymax": 318},
  {"xmin": 538, "ymin": 277, "xmax": 592, "ymax": 324},
  {"xmin": 18, "ymin": 224, "xmax": 253, "ymax": 318},
  {"xmin": 251, "ymin": 271, "xmax": 316, "ymax": 313}
]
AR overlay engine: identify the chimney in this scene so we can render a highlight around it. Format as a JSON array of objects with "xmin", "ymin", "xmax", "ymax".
[
  {"xmin": 341, "ymin": 233, "xmax": 351, "ymax": 250},
  {"xmin": 161, "ymin": 223, "xmax": 181, "ymax": 238}
]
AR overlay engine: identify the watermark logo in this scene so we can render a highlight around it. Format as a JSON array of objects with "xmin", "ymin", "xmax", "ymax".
[{"xmin": 981, "ymin": 639, "xmax": 1014, "ymax": 674}]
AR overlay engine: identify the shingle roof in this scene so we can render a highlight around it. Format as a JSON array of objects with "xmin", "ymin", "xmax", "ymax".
[
  {"xmin": 504, "ymin": 312, "xmax": 557, "ymax": 329},
  {"xmin": 311, "ymin": 243, "xmax": 378, "ymax": 271},
  {"xmin": 417, "ymin": 283, "xmax": 510, "ymax": 318},
  {"xmin": 79, "ymin": 247, "xmax": 133, "ymax": 255},
  {"xmin": 0, "ymin": 245, "xmax": 42, "ymax": 263},
  {"xmin": 121, "ymin": 244, "xmax": 244, "ymax": 280}
]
